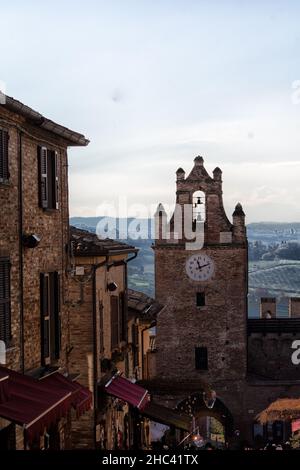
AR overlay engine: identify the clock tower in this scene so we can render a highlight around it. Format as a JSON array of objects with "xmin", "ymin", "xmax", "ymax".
[{"xmin": 154, "ymin": 156, "xmax": 248, "ymax": 386}]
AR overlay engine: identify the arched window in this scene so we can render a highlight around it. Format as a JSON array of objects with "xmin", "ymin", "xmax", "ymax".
[{"xmin": 192, "ymin": 190, "xmax": 205, "ymax": 227}]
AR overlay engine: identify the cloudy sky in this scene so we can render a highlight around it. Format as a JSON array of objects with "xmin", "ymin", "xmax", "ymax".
[{"xmin": 1, "ymin": 0, "xmax": 300, "ymax": 222}]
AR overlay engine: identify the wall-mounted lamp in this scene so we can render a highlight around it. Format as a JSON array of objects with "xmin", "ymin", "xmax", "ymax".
[
  {"xmin": 107, "ymin": 281, "xmax": 118, "ymax": 292},
  {"xmin": 22, "ymin": 233, "xmax": 41, "ymax": 248}
]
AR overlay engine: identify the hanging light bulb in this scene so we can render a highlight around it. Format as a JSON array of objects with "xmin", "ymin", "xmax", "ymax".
[{"xmin": 197, "ymin": 197, "xmax": 202, "ymax": 205}]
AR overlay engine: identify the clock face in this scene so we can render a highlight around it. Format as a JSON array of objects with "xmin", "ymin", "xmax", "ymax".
[{"xmin": 185, "ymin": 253, "xmax": 215, "ymax": 281}]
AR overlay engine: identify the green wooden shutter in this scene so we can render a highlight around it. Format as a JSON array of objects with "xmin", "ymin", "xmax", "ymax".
[
  {"xmin": 53, "ymin": 272, "xmax": 61, "ymax": 359},
  {"xmin": 38, "ymin": 146, "xmax": 48, "ymax": 209},
  {"xmin": 99, "ymin": 301, "xmax": 104, "ymax": 353},
  {"xmin": 0, "ymin": 259, "xmax": 11, "ymax": 344},
  {"xmin": 119, "ymin": 292, "xmax": 126, "ymax": 342},
  {"xmin": 54, "ymin": 151, "xmax": 59, "ymax": 210},
  {"xmin": 40, "ymin": 273, "xmax": 50, "ymax": 363},
  {"xmin": 131, "ymin": 324, "xmax": 139, "ymax": 368},
  {"xmin": 110, "ymin": 296, "xmax": 119, "ymax": 349},
  {"xmin": 0, "ymin": 130, "xmax": 9, "ymax": 182}
]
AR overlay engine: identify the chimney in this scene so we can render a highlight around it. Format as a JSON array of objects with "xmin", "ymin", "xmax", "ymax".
[
  {"xmin": 289, "ymin": 298, "xmax": 300, "ymax": 318},
  {"xmin": 260, "ymin": 298, "xmax": 276, "ymax": 319}
]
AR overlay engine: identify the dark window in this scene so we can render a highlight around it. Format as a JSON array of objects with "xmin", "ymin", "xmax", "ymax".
[
  {"xmin": 195, "ymin": 347, "xmax": 208, "ymax": 370},
  {"xmin": 0, "ymin": 423, "xmax": 16, "ymax": 450},
  {"xmin": 110, "ymin": 296, "xmax": 119, "ymax": 349},
  {"xmin": 40, "ymin": 272, "xmax": 61, "ymax": 364},
  {"xmin": 38, "ymin": 146, "xmax": 59, "ymax": 210},
  {"xmin": 110, "ymin": 293, "xmax": 127, "ymax": 349},
  {"xmin": 0, "ymin": 259, "xmax": 11, "ymax": 345},
  {"xmin": 0, "ymin": 129, "xmax": 9, "ymax": 182},
  {"xmin": 131, "ymin": 324, "xmax": 139, "ymax": 368},
  {"xmin": 119, "ymin": 292, "xmax": 126, "ymax": 342},
  {"xmin": 196, "ymin": 292, "xmax": 205, "ymax": 307}
]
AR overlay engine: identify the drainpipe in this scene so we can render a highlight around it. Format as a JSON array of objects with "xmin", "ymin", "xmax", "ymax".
[{"xmin": 18, "ymin": 130, "xmax": 25, "ymax": 373}]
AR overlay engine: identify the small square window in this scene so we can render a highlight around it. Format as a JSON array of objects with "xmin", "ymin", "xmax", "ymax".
[
  {"xmin": 195, "ymin": 347, "xmax": 208, "ymax": 370},
  {"xmin": 196, "ymin": 292, "xmax": 205, "ymax": 307}
]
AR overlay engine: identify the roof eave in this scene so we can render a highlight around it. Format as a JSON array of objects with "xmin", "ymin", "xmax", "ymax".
[
  {"xmin": 74, "ymin": 247, "xmax": 138, "ymax": 258},
  {"xmin": 2, "ymin": 95, "xmax": 89, "ymax": 147}
]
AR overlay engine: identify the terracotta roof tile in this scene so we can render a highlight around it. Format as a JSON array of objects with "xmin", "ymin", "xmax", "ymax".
[
  {"xmin": 128, "ymin": 289, "xmax": 163, "ymax": 321},
  {"xmin": 70, "ymin": 226, "xmax": 137, "ymax": 257}
]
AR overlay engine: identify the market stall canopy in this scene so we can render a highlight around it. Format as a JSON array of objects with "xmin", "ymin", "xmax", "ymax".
[
  {"xmin": 0, "ymin": 366, "xmax": 92, "ymax": 443},
  {"xmin": 257, "ymin": 398, "xmax": 300, "ymax": 424},
  {"xmin": 105, "ymin": 375, "xmax": 149, "ymax": 410},
  {"xmin": 104, "ymin": 374, "xmax": 192, "ymax": 431}
]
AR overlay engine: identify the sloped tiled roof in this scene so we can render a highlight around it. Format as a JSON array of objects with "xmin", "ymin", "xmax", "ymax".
[
  {"xmin": 128, "ymin": 289, "xmax": 163, "ymax": 321},
  {"xmin": 1, "ymin": 95, "xmax": 89, "ymax": 146},
  {"xmin": 70, "ymin": 226, "xmax": 137, "ymax": 257}
]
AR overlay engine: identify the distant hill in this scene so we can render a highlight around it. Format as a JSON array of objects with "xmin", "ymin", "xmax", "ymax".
[
  {"xmin": 247, "ymin": 222, "xmax": 300, "ymax": 244},
  {"xmin": 70, "ymin": 218, "xmax": 300, "ymax": 309}
]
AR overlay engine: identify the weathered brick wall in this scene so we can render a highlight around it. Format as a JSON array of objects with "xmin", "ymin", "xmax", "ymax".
[
  {"xmin": 153, "ymin": 157, "xmax": 300, "ymax": 445},
  {"xmin": 0, "ymin": 106, "xmax": 70, "ymax": 372},
  {"xmin": 155, "ymin": 245, "xmax": 248, "ymax": 382},
  {"xmin": 248, "ymin": 333, "xmax": 300, "ymax": 379},
  {"xmin": 0, "ymin": 122, "xmax": 20, "ymax": 370},
  {"xmin": 68, "ymin": 255, "xmax": 128, "ymax": 448}
]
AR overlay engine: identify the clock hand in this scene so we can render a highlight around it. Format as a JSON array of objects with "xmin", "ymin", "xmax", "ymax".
[{"xmin": 199, "ymin": 263, "xmax": 210, "ymax": 269}]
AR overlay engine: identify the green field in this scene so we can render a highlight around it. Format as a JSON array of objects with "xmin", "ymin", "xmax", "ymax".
[{"xmin": 249, "ymin": 260, "xmax": 300, "ymax": 296}]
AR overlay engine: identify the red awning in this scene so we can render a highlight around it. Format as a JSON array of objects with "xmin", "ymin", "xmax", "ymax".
[
  {"xmin": 0, "ymin": 366, "xmax": 92, "ymax": 443},
  {"xmin": 105, "ymin": 375, "xmax": 149, "ymax": 410},
  {"xmin": 42, "ymin": 372, "xmax": 92, "ymax": 417}
]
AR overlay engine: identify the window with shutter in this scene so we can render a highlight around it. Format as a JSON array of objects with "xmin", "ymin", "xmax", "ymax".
[
  {"xmin": 38, "ymin": 147, "xmax": 59, "ymax": 210},
  {"xmin": 0, "ymin": 259, "xmax": 11, "ymax": 346},
  {"xmin": 99, "ymin": 301, "xmax": 104, "ymax": 353},
  {"xmin": 0, "ymin": 130, "xmax": 9, "ymax": 182},
  {"xmin": 119, "ymin": 292, "xmax": 126, "ymax": 342},
  {"xmin": 110, "ymin": 296, "xmax": 119, "ymax": 350},
  {"xmin": 54, "ymin": 151, "xmax": 59, "ymax": 210},
  {"xmin": 38, "ymin": 146, "xmax": 48, "ymax": 209},
  {"xmin": 195, "ymin": 347, "xmax": 208, "ymax": 370},
  {"xmin": 131, "ymin": 324, "xmax": 139, "ymax": 368},
  {"xmin": 53, "ymin": 272, "xmax": 61, "ymax": 360},
  {"xmin": 40, "ymin": 272, "xmax": 61, "ymax": 365},
  {"xmin": 40, "ymin": 273, "xmax": 50, "ymax": 363}
]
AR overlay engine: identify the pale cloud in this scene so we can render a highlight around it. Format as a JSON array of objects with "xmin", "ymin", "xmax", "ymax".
[{"xmin": 1, "ymin": 1, "xmax": 300, "ymax": 222}]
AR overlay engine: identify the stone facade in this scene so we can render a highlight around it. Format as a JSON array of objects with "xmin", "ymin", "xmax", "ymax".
[
  {"xmin": 0, "ymin": 97, "xmax": 88, "ymax": 449},
  {"xmin": 150, "ymin": 156, "xmax": 300, "ymax": 447},
  {"xmin": 67, "ymin": 227, "xmax": 138, "ymax": 449}
]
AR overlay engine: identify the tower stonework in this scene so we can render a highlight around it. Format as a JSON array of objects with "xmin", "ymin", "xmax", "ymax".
[
  {"xmin": 151, "ymin": 156, "xmax": 300, "ymax": 446},
  {"xmin": 155, "ymin": 156, "xmax": 248, "ymax": 383}
]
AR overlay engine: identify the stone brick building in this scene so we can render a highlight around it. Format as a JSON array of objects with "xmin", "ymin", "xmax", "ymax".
[
  {"xmin": 68, "ymin": 228, "xmax": 175, "ymax": 450},
  {"xmin": 0, "ymin": 95, "xmax": 91, "ymax": 449},
  {"xmin": 68, "ymin": 227, "xmax": 138, "ymax": 449},
  {"xmin": 149, "ymin": 156, "xmax": 300, "ymax": 447}
]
